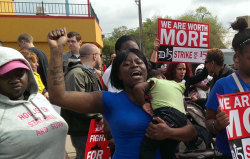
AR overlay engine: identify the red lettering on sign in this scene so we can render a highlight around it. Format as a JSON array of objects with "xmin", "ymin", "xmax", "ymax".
[
  {"xmin": 159, "ymin": 19, "xmax": 209, "ymax": 48},
  {"xmin": 87, "ymin": 150, "xmax": 103, "ymax": 159},
  {"xmin": 218, "ymin": 91, "xmax": 250, "ymax": 140},
  {"xmin": 246, "ymin": 145, "xmax": 250, "ymax": 158}
]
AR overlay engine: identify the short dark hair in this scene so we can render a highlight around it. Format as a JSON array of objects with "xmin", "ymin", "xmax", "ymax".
[
  {"xmin": 231, "ymin": 17, "xmax": 250, "ymax": 53},
  {"xmin": 148, "ymin": 69, "xmax": 164, "ymax": 79},
  {"xmin": 67, "ymin": 32, "xmax": 81, "ymax": 41},
  {"xmin": 17, "ymin": 33, "xmax": 33, "ymax": 43},
  {"xmin": 115, "ymin": 35, "xmax": 138, "ymax": 53},
  {"xmin": 206, "ymin": 48, "xmax": 224, "ymax": 66},
  {"xmin": 110, "ymin": 49, "xmax": 148, "ymax": 90}
]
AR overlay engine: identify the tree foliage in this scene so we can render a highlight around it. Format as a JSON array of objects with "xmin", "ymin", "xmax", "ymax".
[{"xmin": 102, "ymin": 6, "xmax": 228, "ymax": 63}]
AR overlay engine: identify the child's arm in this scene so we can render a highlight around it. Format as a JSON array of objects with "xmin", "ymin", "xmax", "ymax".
[
  {"xmin": 133, "ymin": 81, "xmax": 154, "ymax": 116},
  {"xmin": 133, "ymin": 81, "xmax": 151, "ymax": 106},
  {"xmin": 142, "ymin": 103, "xmax": 154, "ymax": 116}
]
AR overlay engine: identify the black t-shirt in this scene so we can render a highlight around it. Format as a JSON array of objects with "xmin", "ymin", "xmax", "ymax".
[{"xmin": 28, "ymin": 47, "xmax": 48, "ymax": 88}]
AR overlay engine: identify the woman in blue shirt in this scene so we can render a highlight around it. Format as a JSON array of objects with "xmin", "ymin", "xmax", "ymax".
[
  {"xmin": 47, "ymin": 28, "xmax": 197, "ymax": 159},
  {"xmin": 205, "ymin": 18, "xmax": 250, "ymax": 158}
]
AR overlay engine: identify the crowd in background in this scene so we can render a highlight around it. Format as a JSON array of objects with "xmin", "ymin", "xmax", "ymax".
[{"xmin": 0, "ymin": 17, "xmax": 250, "ymax": 159}]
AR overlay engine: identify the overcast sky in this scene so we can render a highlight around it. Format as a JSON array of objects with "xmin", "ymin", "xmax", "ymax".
[
  {"xmin": 16, "ymin": 0, "xmax": 250, "ymax": 35},
  {"xmin": 88, "ymin": 0, "xmax": 250, "ymax": 35}
]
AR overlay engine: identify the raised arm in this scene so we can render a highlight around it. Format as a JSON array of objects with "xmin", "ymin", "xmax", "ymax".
[
  {"xmin": 149, "ymin": 38, "xmax": 160, "ymax": 63},
  {"xmin": 133, "ymin": 81, "xmax": 151, "ymax": 106},
  {"xmin": 186, "ymin": 67, "xmax": 208, "ymax": 86},
  {"xmin": 47, "ymin": 28, "xmax": 104, "ymax": 114}
]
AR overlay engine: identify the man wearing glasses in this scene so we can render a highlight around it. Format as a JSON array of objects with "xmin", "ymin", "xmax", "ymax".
[
  {"xmin": 62, "ymin": 32, "xmax": 82, "ymax": 72},
  {"xmin": 61, "ymin": 43, "xmax": 102, "ymax": 159}
]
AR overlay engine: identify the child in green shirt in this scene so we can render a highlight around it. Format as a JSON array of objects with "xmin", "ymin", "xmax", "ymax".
[{"xmin": 133, "ymin": 69, "xmax": 187, "ymax": 159}]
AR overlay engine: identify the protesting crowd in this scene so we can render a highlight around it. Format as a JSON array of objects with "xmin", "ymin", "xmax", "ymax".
[{"xmin": 0, "ymin": 16, "xmax": 250, "ymax": 159}]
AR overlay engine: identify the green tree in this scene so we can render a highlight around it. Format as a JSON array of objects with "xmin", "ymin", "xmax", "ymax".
[
  {"xmin": 177, "ymin": 6, "xmax": 227, "ymax": 48},
  {"xmin": 102, "ymin": 6, "xmax": 227, "ymax": 60},
  {"xmin": 195, "ymin": 6, "xmax": 211, "ymax": 21},
  {"xmin": 102, "ymin": 26, "xmax": 137, "ymax": 64},
  {"xmin": 102, "ymin": 39, "xmax": 115, "ymax": 64}
]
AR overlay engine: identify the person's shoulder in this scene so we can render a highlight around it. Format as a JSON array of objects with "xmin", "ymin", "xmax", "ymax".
[
  {"xmin": 102, "ymin": 66, "xmax": 112, "ymax": 80},
  {"xmin": 66, "ymin": 64, "xmax": 87, "ymax": 75},
  {"xmin": 32, "ymin": 93, "xmax": 49, "ymax": 103},
  {"xmin": 147, "ymin": 77, "xmax": 157, "ymax": 82},
  {"xmin": 62, "ymin": 51, "xmax": 71, "ymax": 57},
  {"xmin": 102, "ymin": 90, "xmax": 123, "ymax": 98},
  {"xmin": 214, "ymin": 74, "xmax": 233, "ymax": 90},
  {"xmin": 28, "ymin": 47, "xmax": 47, "ymax": 59},
  {"xmin": 223, "ymin": 64, "xmax": 235, "ymax": 75},
  {"xmin": 28, "ymin": 47, "xmax": 44, "ymax": 53}
]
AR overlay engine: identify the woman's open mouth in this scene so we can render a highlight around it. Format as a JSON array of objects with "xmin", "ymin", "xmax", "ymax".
[{"xmin": 131, "ymin": 71, "xmax": 142, "ymax": 79}]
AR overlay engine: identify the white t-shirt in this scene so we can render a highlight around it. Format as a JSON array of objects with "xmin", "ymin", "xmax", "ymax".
[{"xmin": 102, "ymin": 64, "xmax": 121, "ymax": 93}]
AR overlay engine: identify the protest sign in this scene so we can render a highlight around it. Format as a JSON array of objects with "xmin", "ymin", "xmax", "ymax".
[
  {"xmin": 217, "ymin": 91, "xmax": 250, "ymax": 159},
  {"xmin": 157, "ymin": 19, "xmax": 210, "ymax": 63},
  {"xmin": 85, "ymin": 119, "xmax": 111, "ymax": 159}
]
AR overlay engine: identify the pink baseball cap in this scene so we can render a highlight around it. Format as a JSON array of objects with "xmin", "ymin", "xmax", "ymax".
[{"xmin": 0, "ymin": 60, "xmax": 30, "ymax": 75}]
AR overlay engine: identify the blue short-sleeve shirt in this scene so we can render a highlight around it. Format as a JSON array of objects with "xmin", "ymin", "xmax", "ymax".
[
  {"xmin": 102, "ymin": 91, "xmax": 161, "ymax": 159},
  {"xmin": 206, "ymin": 73, "xmax": 250, "ymax": 156}
]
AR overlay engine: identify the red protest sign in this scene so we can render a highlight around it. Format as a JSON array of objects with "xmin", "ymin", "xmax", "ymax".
[
  {"xmin": 217, "ymin": 91, "xmax": 250, "ymax": 158},
  {"xmin": 85, "ymin": 119, "xmax": 111, "ymax": 159},
  {"xmin": 157, "ymin": 19, "xmax": 210, "ymax": 63}
]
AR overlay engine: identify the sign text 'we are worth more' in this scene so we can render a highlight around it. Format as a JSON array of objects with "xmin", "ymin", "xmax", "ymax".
[{"xmin": 157, "ymin": 19, "xmax": 210, "ymax": 63}]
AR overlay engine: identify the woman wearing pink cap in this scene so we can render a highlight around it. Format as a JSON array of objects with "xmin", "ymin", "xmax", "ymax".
[{"xmin": 0, "ymin": 47, "xmax": 68, "ymax": 158}]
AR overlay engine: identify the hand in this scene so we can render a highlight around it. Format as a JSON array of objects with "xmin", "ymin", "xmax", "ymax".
[
  {"xmin": 156, "ymin": 68, "xmax": 167, "ymax": 74},
  {"xmin": 43, "ymin": 92, "xmax": 49, "ymax": 100},
  {"xmin": 103, "ymin": 119, "xmax": 113, "ymax": 140},
  {"xmin": 47, "ymin": 28, "xmax": 67, "ymax": 49},
  {"xmin": 153, "ymin": 38, "xmax": 160, "ymax": 51},
  {"xmin": 98, "ymin": 118, "xmax": 104, "ymax": 125},
  {"xmin": 190, "ymin": 96, "xmax": 198, "ymax": 102},
  {"xmin": 146, "ymin": 117, "xmax": 173, "ymax": 140},
  {"xmin": 215, "ymin": 106, "xmax": 230, "ymax": 131},
  {"xmin": 142, "ymin": 103, "xmax": 153, "ymax": 116}
]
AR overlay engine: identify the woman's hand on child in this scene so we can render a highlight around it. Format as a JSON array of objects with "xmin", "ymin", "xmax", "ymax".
[{"xmin": 145, "ymin": 117, "xmax": 173, "ymax": 140}]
